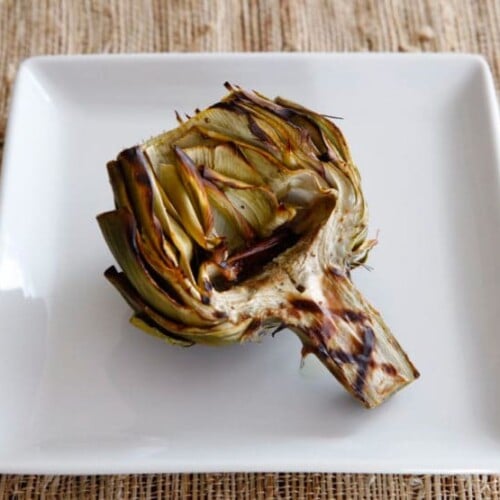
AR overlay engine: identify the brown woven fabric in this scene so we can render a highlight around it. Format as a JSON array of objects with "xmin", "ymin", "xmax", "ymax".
[
  {"xmin": 0, "ymin": 0, "xmax": 499, "ymax": 498},
  {"xmin": 1, "ymin": 474, "xmax": 500, "ymax": 499}
]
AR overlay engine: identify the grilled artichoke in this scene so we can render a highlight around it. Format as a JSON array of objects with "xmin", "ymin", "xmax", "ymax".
[{"xmin": 97, "ymin": 83, "xmax": 419, "ymax": 408}]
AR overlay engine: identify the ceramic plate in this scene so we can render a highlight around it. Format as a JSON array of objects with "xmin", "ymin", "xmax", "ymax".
[{"xmin": 1, "ymin": 53, "xmax": 499, "ymax": 473}]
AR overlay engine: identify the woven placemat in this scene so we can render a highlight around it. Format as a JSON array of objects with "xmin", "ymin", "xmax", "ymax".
[{"xmin": 0, "ymin": 1, "xmax": 499, "ymax": 498}]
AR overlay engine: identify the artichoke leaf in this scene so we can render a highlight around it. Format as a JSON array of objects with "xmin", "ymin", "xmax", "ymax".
[
  {"xmin": 134, "ymin": 235, "xmax": 216, "ymax": 317},
  {"xmin": 224, "ymin": 186, "xmax": 279, "ymax": 237},
  {"xmin": 98, "ymin": 208, "xmax": 221, "ymax": 326},
  {"xmin": 105, "ymin": 266, "xmax": 253, "ymax": 345},
  {"xmin": 183, "ymin": 144, "xmax": 265, "ymax": 187},
  {"xmin": 203, "ymin": 180, "xmax": 256, "ymax": 250},
  {"xmin": 173, "ymin": 146, "xmax": 215, "ymax": 235},
  {"xmin": 115, "ymin": 148, "xmax": 179, "ymax": 266},
  {"xmin": 130, "ymin": 315, "xmax": 194, "ymax": 347},
  {"xmin": 194, "ymin": 106, "xmax": 266, "ymax": 147},
  {"xmin": 274, "ymin": 96, "xmax": 351, "ymax": 162},
  {"xmin": 157, "ymin": 163, "xmax": 213, "ymax": 249},
  {"xmin": 214, "ymin": 144, "xmax": 264, "ymax": 185},
  {"xmin": 107, "ymin": 161, "xmax": 131, "ymax": 210},
  {"xmin": 148, "ymin": 176, "xmax": 197, "ymax": 285}
]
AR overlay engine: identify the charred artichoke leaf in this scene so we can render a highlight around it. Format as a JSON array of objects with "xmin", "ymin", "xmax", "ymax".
[
  {"xmin": 97, "ymin": 209, "xmax": 220, "ymax": 326},
  {"xmin": 105, "ymin": 266, "xmax": 253, "ymax": 345},
  {"xmin": 98, "ymin": 84, "xmax": 419, "ymax": 408}
]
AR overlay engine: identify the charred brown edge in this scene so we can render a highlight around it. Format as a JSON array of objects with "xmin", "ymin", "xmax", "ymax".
[
  {"xmin": 230, "ymin": 88, "xmax": 331, "ymax": 156},
  {"xmin": 112, "ymin": 151, "xmax": 189, "ymax": 305},
  {"xmin": 104, "ymin": 265, "xmax": 194, "ymax": 346}
]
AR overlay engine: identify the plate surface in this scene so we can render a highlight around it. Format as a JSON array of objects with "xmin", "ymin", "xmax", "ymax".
[{"xmin": 1, "ymin": 53, "xmax": 499, "ymax": 474}]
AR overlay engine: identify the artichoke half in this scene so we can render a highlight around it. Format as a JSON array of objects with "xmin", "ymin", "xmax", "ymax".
[{"xmin": 97, "ymin": 83, "xmax": 419, "ymax": 408}]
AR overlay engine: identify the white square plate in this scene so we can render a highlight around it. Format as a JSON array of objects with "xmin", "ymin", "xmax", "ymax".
[{"xmin": 1, "ymin": 53, "xmax": 499, "ymax": 474}]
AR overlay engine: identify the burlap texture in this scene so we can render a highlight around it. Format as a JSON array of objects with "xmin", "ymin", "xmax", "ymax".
[
  {"xmin": 0, "ymin": 1, "xmax": 498, "ymax": 498},
  {"xmin": 1, "ymin": 474, "xmax": 500, "ymax": 499}
]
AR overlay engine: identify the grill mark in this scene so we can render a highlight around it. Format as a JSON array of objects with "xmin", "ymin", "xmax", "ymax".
[
  {"xmin": 382, "ymin": 363, "xmax": 397, "ymax": 376},
  {"xmin": 315, "ymin": 342, "xmax": 330, "ymax": 359},
  {"xmin": 353, "ymin": 327, "xmax": 375, "ymax": 397},
  {"xmin": 290, "ymin": 298, "xmax": 323, "ymax": 315},
  {"xmin": 331, "ymin": 349, "xmax": 355, "ymax": 364},
  {"xmin": 290, "ymin": 293, "xmax": 375, "ymax": 399}
]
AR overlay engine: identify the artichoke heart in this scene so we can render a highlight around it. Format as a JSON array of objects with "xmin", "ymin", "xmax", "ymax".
[{"xmin": 97, "ymin": 83, "xmax": 419, "ymax": 408}]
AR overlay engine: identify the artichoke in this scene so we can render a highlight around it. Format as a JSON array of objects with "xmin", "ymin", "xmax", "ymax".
[{"xmin": 97, "ymin": 83, "xmax": 419, "ymax": 408}]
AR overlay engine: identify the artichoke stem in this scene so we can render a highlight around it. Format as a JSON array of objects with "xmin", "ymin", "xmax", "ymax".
[{"xmin": 286, "ymin": 269, "xmax": 419, "ymax": 408}]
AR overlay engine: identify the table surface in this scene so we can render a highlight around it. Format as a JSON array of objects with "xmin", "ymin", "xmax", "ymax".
[{"xmin": 0, "ymin": 0, "xmax": 499, "ymax": 498}]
